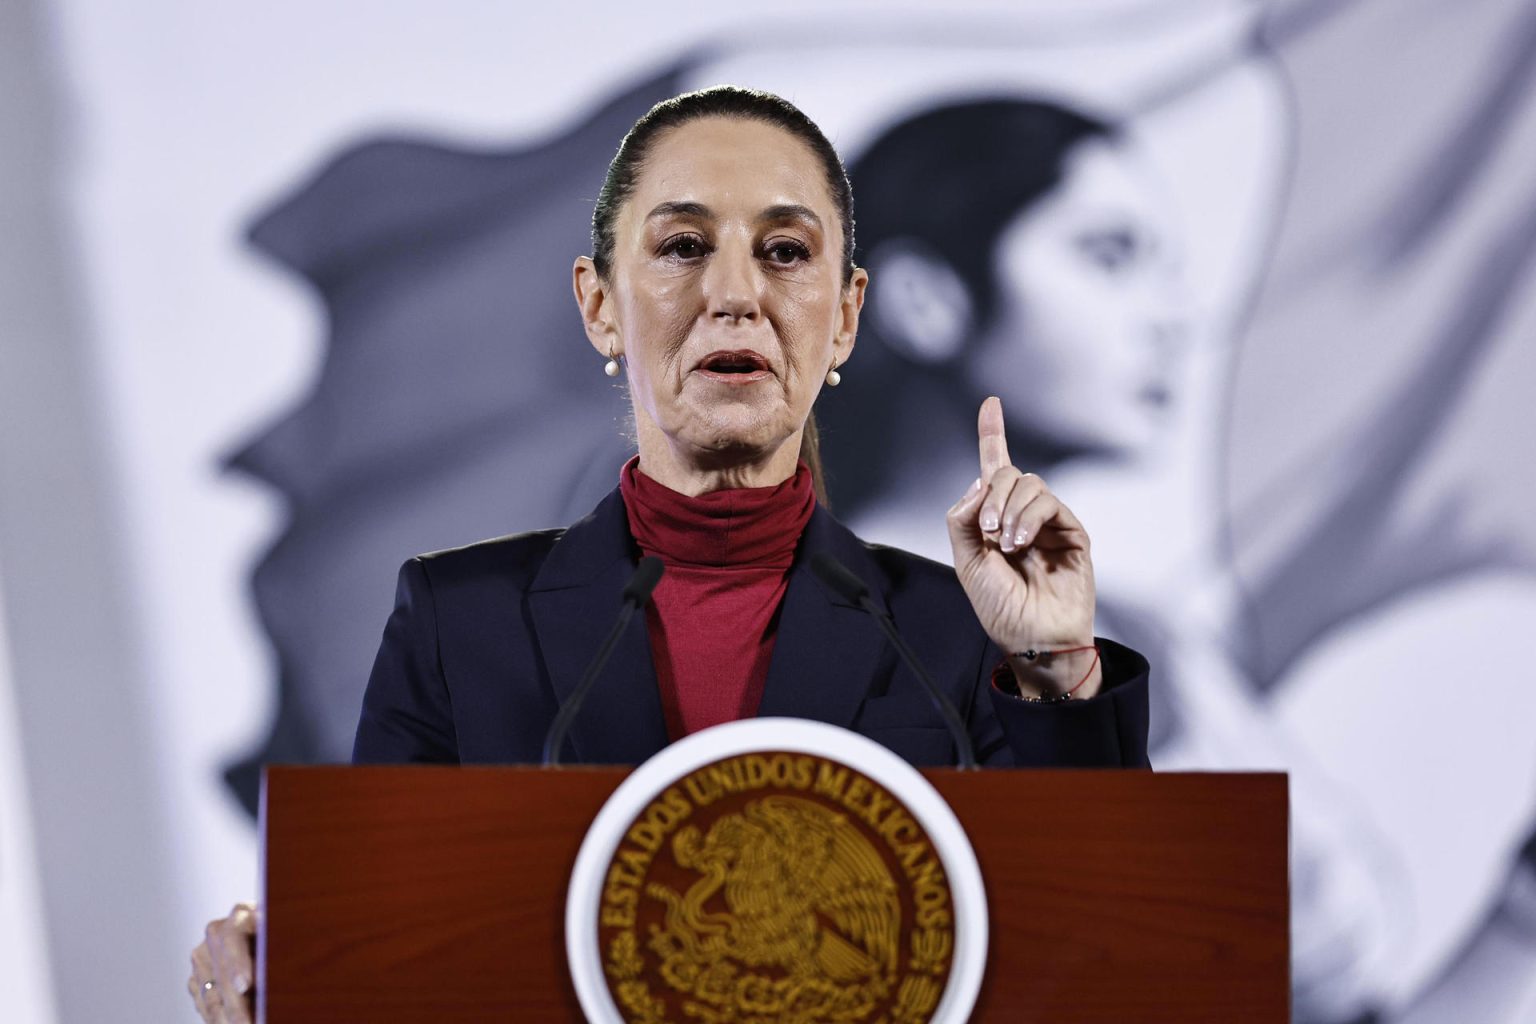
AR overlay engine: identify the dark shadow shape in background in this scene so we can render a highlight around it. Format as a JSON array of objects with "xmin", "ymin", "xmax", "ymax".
[{"xmin": 222, "ymin": 66, "xmax": 688, "ymax": 814}]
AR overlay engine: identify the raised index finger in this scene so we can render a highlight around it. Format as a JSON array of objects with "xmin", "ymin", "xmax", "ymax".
[{"xmin": 978, "ymin": 396, "xmax": 1011, "ymax": 477}]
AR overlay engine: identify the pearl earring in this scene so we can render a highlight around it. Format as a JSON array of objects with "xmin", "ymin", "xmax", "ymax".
[
  {"xmin": 825, "ymin": 364, "xmax": 841, "ymax": 387},
  {"xmin": 604, "ymin": 346, "xmax": 621, "ymax": 378}
]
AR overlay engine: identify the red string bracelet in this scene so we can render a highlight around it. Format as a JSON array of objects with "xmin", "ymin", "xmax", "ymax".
[{"xmin": 992, "ymin": 644, "xmax": 1101, "ymax": 703}]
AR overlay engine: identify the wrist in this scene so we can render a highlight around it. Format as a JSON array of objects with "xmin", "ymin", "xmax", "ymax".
[{"xmin": 1004, "ymin": 642, "xmax": 1102, "ymax": 701}]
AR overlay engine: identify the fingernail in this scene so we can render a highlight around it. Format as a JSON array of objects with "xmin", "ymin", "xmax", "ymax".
[
  {"xmin": 967, "ymin": 477, "xmax": 981, "ymax": 495},
  {"xmin": 233, "ymin": 973, "xmax": 251, "ymax": 995},
  {"xmin": 1014, "ymin": 529, "xmax": 1029, "ymax": 547},
  {"xmin": 1000, "ymin": 534, "xmax": 1014, "ymax": 552},
  {"xmin": 981, "ymin": 512, "xmax": 998, "ymax": 531}
]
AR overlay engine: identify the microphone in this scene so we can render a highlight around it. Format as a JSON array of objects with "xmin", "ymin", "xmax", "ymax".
[
  {"xmin": 810, "ymin": 553, "xmax": 978, "ymax": 770},
  {"xmin": 541, "ymin": 556, "xmax": 664, "ymax": 767}
]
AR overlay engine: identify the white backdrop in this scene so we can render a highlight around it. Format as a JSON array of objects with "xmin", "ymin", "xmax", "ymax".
[
  {"xmin": 0, "ymin": 568, "xmax": 56, "ymax": 1024},
  {"xmin": 3, "ymin": 1, "xmax": 1534, "ymax": 1021}
]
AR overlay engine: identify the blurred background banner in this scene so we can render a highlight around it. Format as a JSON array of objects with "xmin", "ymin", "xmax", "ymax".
[
  {"xmin": 0, "ymin": 571, "xmax": 57, "ymax": 1024},
  {"xmin": 1, "ymin": 0, "xmax": 1533, "ymax": 1021}
]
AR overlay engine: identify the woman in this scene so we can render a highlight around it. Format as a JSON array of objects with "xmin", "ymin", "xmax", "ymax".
[
  {"xmin": 188, "ymin": 85, "xmax": 1150, "ymax": 1023},
  {"xmin": 821, "ymin": 97, "xmax": 1192, "ymax": 758},
  {"xmin": 821, "ymin": 98, "xmax": 1186, "ymax": 553}
]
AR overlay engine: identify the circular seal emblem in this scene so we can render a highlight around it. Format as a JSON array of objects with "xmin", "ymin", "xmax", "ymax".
[{"xmin": 567, "ymin": 718, "xmax": 987, "ymax": 1024}]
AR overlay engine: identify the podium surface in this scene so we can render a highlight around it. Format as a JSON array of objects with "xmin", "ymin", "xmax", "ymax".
[{"xmin": 262, "ymin": 767, "xmax": 1287, "ymax": 1022}]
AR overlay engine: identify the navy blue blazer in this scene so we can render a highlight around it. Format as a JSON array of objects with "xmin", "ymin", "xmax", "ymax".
[{"xmin": 353, "ymin": 487, "xmax": 1151, "ymax": 768}]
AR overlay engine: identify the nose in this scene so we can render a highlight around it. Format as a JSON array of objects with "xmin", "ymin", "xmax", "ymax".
[
  {"xmin": 1150, "ymin": 309, "xmax": 1187, "ymax": 359},
  {"xmin": 1146, "ymin": 278, "xmax": 1192, "ymax": 358},
  {"xmin": 702, "ymin": 238, "xmax": 762, "ymax": 323}
]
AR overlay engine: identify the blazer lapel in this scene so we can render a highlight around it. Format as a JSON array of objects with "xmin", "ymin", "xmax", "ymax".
[
  {"xmin": 527, "ymin": 489, "xmax": 671, "ymax": 764},
  {"xmin": 756, "ymin": 506, "xmax": 892, "ymax": 731}
]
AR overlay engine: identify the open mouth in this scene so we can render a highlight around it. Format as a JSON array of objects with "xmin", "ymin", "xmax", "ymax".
[{"xmin": 696, "ymin": 350, "xmax": 772, "ymax": 381}]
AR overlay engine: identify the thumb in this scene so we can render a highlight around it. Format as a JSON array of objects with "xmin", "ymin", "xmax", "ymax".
[{"xmin": 946, "ymin": 475, "xmax": 988, "ymax": 569}]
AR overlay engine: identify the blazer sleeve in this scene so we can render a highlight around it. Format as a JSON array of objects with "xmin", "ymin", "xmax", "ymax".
[
  {"xmin": 979, "ymin": 637, "xmax": 1151, "ymax": 768},
  {"xmin": 352, "ymin": 557, "xmax": 460, "ymax": 764}
]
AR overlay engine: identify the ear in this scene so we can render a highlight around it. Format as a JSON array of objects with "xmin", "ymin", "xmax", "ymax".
[
  {"xmin": 863, "ymin": 240, "xmax": 974, "ymax": 364},
  {"xmin": 572, "ymin": 256, "xmax": 619, "ymax": 359},
  {"xmin": 831, "ymin": 266, "xmax": 868, "ymax": 370}
]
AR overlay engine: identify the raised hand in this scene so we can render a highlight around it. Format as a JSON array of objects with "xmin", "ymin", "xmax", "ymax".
[{"xmin": 946, "ymin": 397, "xmax": 1101, "ymax": 698}]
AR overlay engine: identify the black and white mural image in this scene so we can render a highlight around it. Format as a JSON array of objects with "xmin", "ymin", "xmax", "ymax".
[{"xmin": 2, "ymin": 1, "xmax": 1534, "ymax": 1021}]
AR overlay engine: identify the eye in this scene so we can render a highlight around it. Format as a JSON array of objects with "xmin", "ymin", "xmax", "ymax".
[
  {"xmin": 1075, "ymin": 229, "xmax": 1139, "ymax": 273},
  {"xmin": 763, "ymin": 238, "xmax": 812, "ymax": 266},
  {"xmin": 659, "ymin": 233, "xmax": 710, "ymax": 260}
]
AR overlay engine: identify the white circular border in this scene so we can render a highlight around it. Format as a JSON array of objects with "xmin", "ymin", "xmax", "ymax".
[{"xmin": 566, "ymin": 717, "xmax": 988, "ymax": 1024}]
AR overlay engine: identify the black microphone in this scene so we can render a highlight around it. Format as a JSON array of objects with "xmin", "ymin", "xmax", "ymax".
[
  {"xmin": 810, "ymin": 553, "xmax": 978, "ymax": 770},
  {"xmin": 541, "ymin": 556, "xmax": 664, "ymax": 767}
]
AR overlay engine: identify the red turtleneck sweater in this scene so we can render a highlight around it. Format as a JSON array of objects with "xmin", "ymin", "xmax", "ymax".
[{"xmin": 619, "ymin": 456, "xmax": 816, "ymax": 740}]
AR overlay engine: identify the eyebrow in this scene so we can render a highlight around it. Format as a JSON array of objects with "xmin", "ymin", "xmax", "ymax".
[
  {"xmin": 645, "ymin": 201, "xmax": 823, "ymax": 230},
  {"xmin": 646, "ymin": 201, "xmax": 712, "ymax": 221},
  {"xmin": 762, "ymin": 203, "xmax": 823, "ymax": 230}
]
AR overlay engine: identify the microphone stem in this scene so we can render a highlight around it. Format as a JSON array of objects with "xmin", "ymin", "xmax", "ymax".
[
  {"xmin": 859, "ymin": 596, "xmax": 979, "ymax": 770},
  {"xmin": 541, "ymin": 600, "xmax": 638, "ymax": 767}
]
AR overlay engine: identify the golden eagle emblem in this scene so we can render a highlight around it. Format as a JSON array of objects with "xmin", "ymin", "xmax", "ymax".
[{"xmin": 600, "ymin": 754, "xmax": 955, "ymax": 1024}]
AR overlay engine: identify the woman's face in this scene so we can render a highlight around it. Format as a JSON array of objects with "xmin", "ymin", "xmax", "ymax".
[
  {"xmin": 586, "ymin": 117, "xmax": 863, "ymax": 471},
  {"xmin": 966, "ymin": 136, "xmax": 1188, "ymax": 460}
]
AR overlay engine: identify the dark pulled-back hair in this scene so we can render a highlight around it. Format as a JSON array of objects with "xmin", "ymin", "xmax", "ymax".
[
  {"xmin": 853, "ymin": 98, "xmax": 1115, "ymax": 323},
  {"xmin": 591, "ymin": 85, "xmax": 857, "ymax": 503},
  {"xmin": 591, "ymin": 85, "xmax": 857, "ymax": 285}
]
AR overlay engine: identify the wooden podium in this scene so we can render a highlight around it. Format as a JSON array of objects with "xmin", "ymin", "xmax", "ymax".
[{"xmin": 260, "ymin": 767, "xmax": 1288, "ymax": 1022}]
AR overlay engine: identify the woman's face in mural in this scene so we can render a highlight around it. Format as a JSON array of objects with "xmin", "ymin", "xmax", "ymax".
[{"xmin": 967, "ymin": 136, "xmax": 1187, "ymax": 459}]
